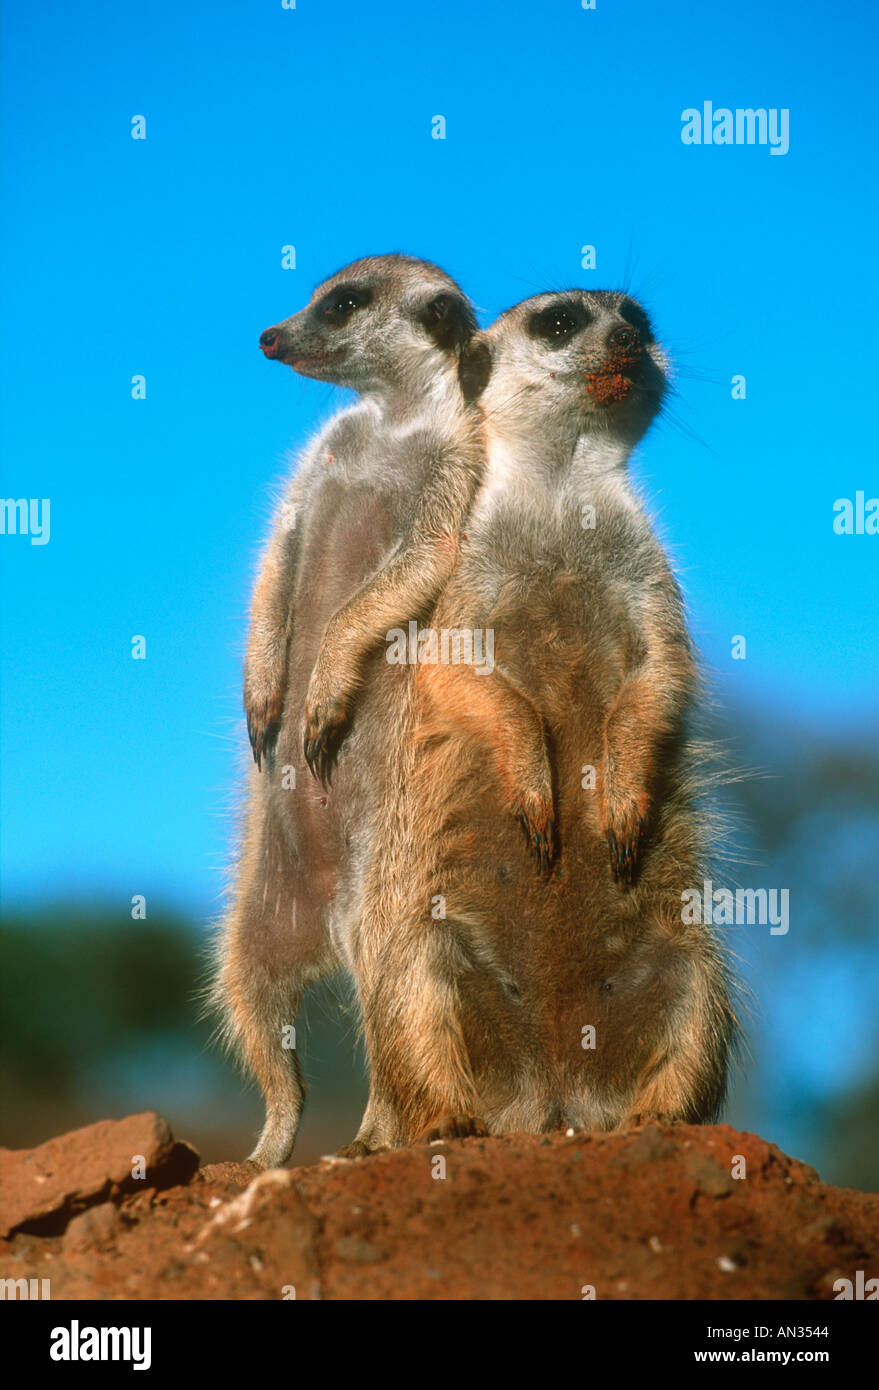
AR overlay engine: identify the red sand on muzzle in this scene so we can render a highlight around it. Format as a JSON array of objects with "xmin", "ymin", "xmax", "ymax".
[{"xmin": 584, "ymin": 341, "xmax": 642, "ymax": 404}]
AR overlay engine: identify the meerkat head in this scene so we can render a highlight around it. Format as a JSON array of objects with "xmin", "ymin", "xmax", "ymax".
[
  {"xmin": 465, "ymin": 290, "xmax": 668, "ymax": 448},
  {"xmin": 258, "ymin": 254, "xmax": 477, "ymax": 400}
]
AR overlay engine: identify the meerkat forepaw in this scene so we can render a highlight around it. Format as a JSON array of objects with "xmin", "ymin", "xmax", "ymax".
[
  {"xmin": 303, "ymin": 715, "xmax": 347, "ymax": 786},
  {"xmin": 605, "ymin": 815, "xmax": 646, "ymax": 888},
  {"xmin": 512, "ymin": 792, "xmax": 556, "ymax": 874},
  {"xmin": 303, "ymin": 686, "xmax": 351, "ymax": 785},
  {"xmin": 518, "ymin": 812, "xmax": 556, "ymax": 874},
  {"xmin": 245, "ymin": 691, "xmax": 283, "ymax": 771},
  {"xmin": 601, "ymin": 767, "xmax": 650, "ymax": 887}
]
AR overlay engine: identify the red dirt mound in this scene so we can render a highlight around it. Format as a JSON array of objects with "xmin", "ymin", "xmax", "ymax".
[{"xmin": 1, "ymin": 1113, "xmax": 876, "ymax": 1300}]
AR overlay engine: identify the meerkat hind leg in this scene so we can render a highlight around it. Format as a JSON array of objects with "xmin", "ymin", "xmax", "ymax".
[
  {"xmin": 216, "ymin": 885, "xmax": 311, "ymax": 1168},
  {"xmin": 241, "ymin": 990, "xmax": 308, "ymax": 1169},
  {"xmin": 336, "ymin": 1088, "xmax": 399, "ymax": 1158},
  {"xmin": 247, "ymin": 1019, "xmax": 306, "ymax": 1169}
]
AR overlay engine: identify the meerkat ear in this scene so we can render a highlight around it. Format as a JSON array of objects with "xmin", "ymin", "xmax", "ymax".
[
  {"xmin": 458, "ymin": 334, "xmax": 492, "ymax": 403},
  {"xmin": 417, "ymin": 292, "xmax": 478, "ymax": 354}
]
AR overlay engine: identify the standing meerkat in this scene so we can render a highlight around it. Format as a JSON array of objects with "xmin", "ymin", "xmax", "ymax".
[
  {"xmin": 212, "ymin": 254, "xmax": 491, "ymax": 1168},
  {"xmin": 346, "ymin": 289, "xmax": 739, "ymax": 1151},
  {"xmin": 244, "ymin": 254, "xmax": 483, "ymax": 777}
]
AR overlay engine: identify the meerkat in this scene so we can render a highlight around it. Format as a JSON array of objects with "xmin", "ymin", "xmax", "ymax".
[
  {"xmin": 245, "ymin": 253, "xmax": 483, "ymax": 776},
  {"xmin": 212, "ymin": 254, "xmax": 491, "ymax": 1168},
  {"xmin": 344, "ymin": 289, "xmax": 740, "ymax": 1151}
]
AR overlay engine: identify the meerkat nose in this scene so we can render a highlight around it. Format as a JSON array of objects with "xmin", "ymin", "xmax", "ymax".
[
  {"xmin": 259, "ymin": 326, "xmax": 280, "ymax": 357},
  {"xmin": 608, "ymin": 325, "xmax": 640, "ymax": 353}
]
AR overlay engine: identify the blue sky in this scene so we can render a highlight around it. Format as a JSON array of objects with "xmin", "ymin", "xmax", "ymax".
[{"xmin": 1, "ymin": 0, "xmax": 877, "ymax": 915}]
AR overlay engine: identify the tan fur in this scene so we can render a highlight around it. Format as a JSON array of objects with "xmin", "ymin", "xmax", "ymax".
[
  {"xmin": 211, "ymin": 255, "xmax": 486, "ymax": 1167},
  {"xmin": 346, "ymin": 290, "xmax": 740, "ymax": 1148},
  {"xmin": 303, "ymin": 445, "xmax": 484, "ymax": 771},
  {"xmin": 214, "ymin": 278, "xmax": 740, "ymax": 1165}
]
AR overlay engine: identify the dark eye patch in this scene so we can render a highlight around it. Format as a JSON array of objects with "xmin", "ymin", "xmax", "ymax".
[
  {"xmin": 312, "ymin": 283, "xmax": 373, "ymax": 327},
  {"xmin": 528, "ymin": 300, "xmax": 589, "ymax": 346},
  {"xmin": 618, "ymin": 297, "xmax": 654, "ymax": 342}
]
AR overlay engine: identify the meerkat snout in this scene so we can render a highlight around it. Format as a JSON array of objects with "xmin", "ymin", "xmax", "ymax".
[
  {"xmin": 479, "ymin": 289, "xmax": 668, "ymax": 446},
  {"xmin": 256, "ymin": 253, "xmax": 477, "ymax": 393},
  {"xmin": 258, "ymin": 325, "xmax": 280, "ymax": 354}
]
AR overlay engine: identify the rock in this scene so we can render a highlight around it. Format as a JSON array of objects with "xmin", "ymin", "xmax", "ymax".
[
  {"xmin": 0, "ymin": 1112, "xmax": 199, "ymax": 1237},
  {"xmin": 198, "ymin": 1160, "xmax": 261, "ymax": 1190},
  {"xmin": 64, "ymin": 1203, "xmax": 119, "ymax": 1250},
  {"xmin": 192, "ymin": 1168, "xmax": 319, "ymax": 1297},
  {"xmin": 684, "ymin": 1151, "xmax": 736, "ymax": 1197},
  {"xmin": 195, "ymin": 1168, "xmax": 296, "ymax": 1243}
]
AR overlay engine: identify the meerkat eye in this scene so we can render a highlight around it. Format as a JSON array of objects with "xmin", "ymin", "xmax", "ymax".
[
  {"xmin": 529, "ymin": 305, "xmax": 582, "ymax": 345},
  {"xmin": 314, "ymin": 285, "xmax": 373, "ymax": 327}
]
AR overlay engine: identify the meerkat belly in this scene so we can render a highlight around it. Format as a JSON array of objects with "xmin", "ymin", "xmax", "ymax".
[
  {"xmin": 418, "ymin": 548, "xmax": 704, "ymax": 1127},
  {"xmin": 270, "ymin": 474, "xmax": 413, "ymax": 944}
]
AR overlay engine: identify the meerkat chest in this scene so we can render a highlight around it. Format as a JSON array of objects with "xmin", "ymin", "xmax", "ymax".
[
  {"xmin": 454, "ymin": 477, "xmax": 649, "ymax": 663},
  {"xmin": 467, "ymin": 440, "xmax": 537, "ymax": 524},
  {"xmin": 333, "ymin": 407, "xmax": 441, "ymax": 477}
]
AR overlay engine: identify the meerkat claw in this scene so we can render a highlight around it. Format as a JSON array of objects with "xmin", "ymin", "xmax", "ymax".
[
  {"xmin": 416, "ymin": 1114, "xmax": 488, "ymax": 1144},
  {"xmin": 519, "ymin": 813, "xmax": 555, "ymax": 874},
  {"xmin": 247, "ymin": 714, "xmax": 279, "ymax": 773},
  {"xmin": 303, "ymin": 734, "xmax": 317, "ymax": 777},
  {"xmin": 316, "ymin": 743, "xmax": 335, "ymax": 788},
  {"xmin": 607, "ymin": 831, "xmax": 620, "ymax": 881},
  {"xmin": 336, "ymin": 1138, "xmax": 389, "ymax": 1159},
  {"xmin": 304, "ymin": 729, "xmax": 339, "ymax": 787},
  {"xmin": 264, "ymin": 735, "xmax": 278, "ymax": 772},
  {"xmin": 607, "ymin": 822, "xmax": 645, "ymax": 888},
  {"xmin": 536, "ymin": 828, "xmax": 554, "ymax": 875},
  {"xmin": 247, "ymin": 714, "xmax": 262, "ymax": 770},
  {"xmin": 303, "ymin": 692, "xmax": 351, "ymax": 784}
]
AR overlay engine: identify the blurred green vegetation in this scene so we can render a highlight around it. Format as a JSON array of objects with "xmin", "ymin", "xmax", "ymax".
[
  {"xmin": 1, "ymin": 910, "xmax": 199, "ymax": 1086},
  {"xmin": 0, "ymin": 908, "xmax": 368, "ymax": 1166}
]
